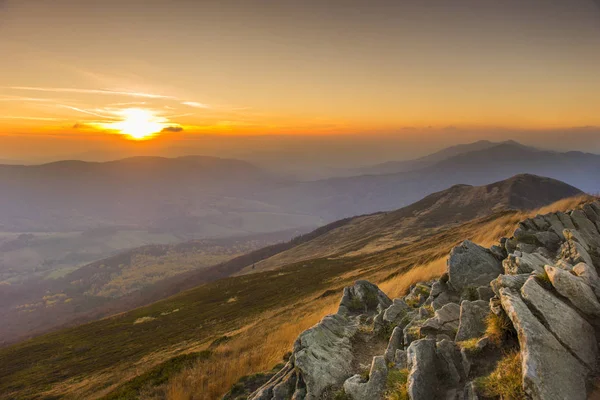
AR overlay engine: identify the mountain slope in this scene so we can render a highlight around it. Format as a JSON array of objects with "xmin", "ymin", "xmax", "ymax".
[{"xmin": 245, "ymin": 174, "xmax": 582, "ymax": 273}]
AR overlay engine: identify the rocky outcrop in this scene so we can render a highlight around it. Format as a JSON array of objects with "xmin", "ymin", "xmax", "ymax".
[
  {"xmin": 247, "ymin": 200, "xmax": 600, "ymax": 400},
  {"xmin": 447, "ymin": 241, "xmax": 503, "ymax": 293},
  {"xmin": 250, "ymin": 281, "xmax": 391, "ymax": 400},
  {"xmin": 520, "ymin": 277, "xmax": 597, "ymax": 369}
]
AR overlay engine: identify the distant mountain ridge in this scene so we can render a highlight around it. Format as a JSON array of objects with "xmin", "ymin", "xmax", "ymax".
[
  {"xmin": 258, "ymin": 142, "xmax": 600, "ymax": 220},
  {"xmin": 356, "ymin": 140, "xmax": 535, "ymax": 175}
]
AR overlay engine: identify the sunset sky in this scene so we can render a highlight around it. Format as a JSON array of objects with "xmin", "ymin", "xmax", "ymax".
[{"xmin": 1, "ymin": 0, "xmax": 600, "ymax": 160}]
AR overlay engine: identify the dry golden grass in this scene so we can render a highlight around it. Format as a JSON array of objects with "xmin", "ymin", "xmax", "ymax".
[
  {"xmin": 377, "ymin": 258, "xmax": 447, "ymax": 299},
  {"xmin": 166, "ymin": 297, "xmax": 339, "ymax": 400}
]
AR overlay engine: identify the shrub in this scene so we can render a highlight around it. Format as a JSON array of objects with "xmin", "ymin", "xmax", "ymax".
[
  {"xmin": 458, "ymin": 338, "xmax": 481, "ymax": 354},
  {"xmin": 475, "ymin": 351, "xmax": 526, "ymax": 399},
  {"xmin": 385, "ymin": 368, "xmax": 409, "ymax": 400},
  {"xmin": 485, "ymin": 312, "xmax": 513, "ymax": 345}
]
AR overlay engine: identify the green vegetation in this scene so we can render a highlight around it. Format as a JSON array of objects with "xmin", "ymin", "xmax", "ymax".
[
  {"xmin": 475, "ymin": 351, "xmax": 526, "ymax": 399},
  {"xmin": 102, "ymin": 351, "xmax": 211, "ymax": 400},
  {"xmin": 535, "ymin": 270, "xmax": 552, "ymax": 289},
  {"xmin": 462, "ymin": 285, "xmax": 479, "ymax": 301},
  {"xmin": 385, "ymin": 368, "xmax": 409, "ymax": 400}
]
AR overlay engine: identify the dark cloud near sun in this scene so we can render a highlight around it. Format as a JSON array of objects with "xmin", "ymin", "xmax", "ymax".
[{"xmin": 161, "ymin": 126, "xmax": 183, "ymax": 133}]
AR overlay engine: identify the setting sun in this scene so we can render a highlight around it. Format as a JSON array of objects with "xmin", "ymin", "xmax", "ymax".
[{"xmin": 111, "ymin": 108, "xmax": 166, "ymax": 140}]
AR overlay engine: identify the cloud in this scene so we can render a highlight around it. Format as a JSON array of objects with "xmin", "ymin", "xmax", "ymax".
[
  {"xmin": 182, "ymin": 101, "xmax": 209, "ymax": 108},
  {"xmin": 0, "ymin": 115, "xmax": 63, "ymax": 121},
  {"xmin": 7, "ymin": 86, "xmax": 173, "ymax": 99},
  {"xmin": 161, "ymin": 126, "xmax": 184, "ymax": 133}
]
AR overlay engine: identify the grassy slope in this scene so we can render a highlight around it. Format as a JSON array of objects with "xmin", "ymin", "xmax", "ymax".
[{"xmin": 0, "ymin": 196, "xmax": 592, "ymax": 399}]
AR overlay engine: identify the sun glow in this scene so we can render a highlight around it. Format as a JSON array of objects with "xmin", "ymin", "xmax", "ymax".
[{"xmin": 110, "ymin": 108, "xmax": 167, "ymax": 140}]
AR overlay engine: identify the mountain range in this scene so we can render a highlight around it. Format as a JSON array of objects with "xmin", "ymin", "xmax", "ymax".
[{"xmin": 0, "ymin": 171, "xmax": 592, "ymax": 399}]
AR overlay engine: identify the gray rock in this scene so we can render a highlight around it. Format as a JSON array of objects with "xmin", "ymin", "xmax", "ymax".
[
  {"xmin": 499, "ymin": 288, "xmax": 588, "ymax": 400},
  {"xmin": 407, "ymin": 339, "xmax": 438, "ymax": 400},
  {"xmin": 545, "ymin": 265, "xmax": 600, "ymax": 316},
  {"xmin": 461, "ymin": 348, "xmax": 471, "ymax": 378},
  {"xmin": 432, "ymin": 290, "xmax": 459, "ymax": 311},
  {"xmin": 383, "ymin": 299, "xmax": 410, "ymax": 325},
  {"xmin": 455, "ymin": 300, "xmax": 490, "ymax": 341},
  {"xmin": 421, "ymin": 302, "xmax": 460, "ymax": 338},
  {"xmin": 557, "ymin": 211, "xmax": 576, "ymax": 231},
  {"xmin": 521, "ymin": 277, "xmax": 597, "ymax": 370},
  {"xmin": 436, "ymin": 339, "xmax": 465, "ymax": 387},
  {"xmin": 385, "ymin": 326, "xmax": 403, "ymax": 363},
  {"xmin": 394, "ymin": 349, "xmax": 407, "ymax": 369},
  {"xmin": 583, "ymin": 203, "xmax": 600, "ymax": 228},
  {"xmin": 343, "ymin": 356, "xmax": 388, "ymax": 400},
  {"xmin": 564, "ymin": 229, "xmax": 591, "ymax": 251},
  {"xmin": 490, "ymin": 274, "xmax": 530, "ymax": 296},
  {"xmin": 560, "ymin": 236, "xmax": 594, "ymax": 267},
  {"xmin": 502, "ymin": 252, "xmax": 551, "ymax": 275},
  {"xmin": 570, "ymin": 210, "xmax": 600, "ymax": 248},
  {"xmin": 476, "ymin": 286, "xmax": 494, "ymax": 301},
  {"xmin": 463, "ymin": 381, "xmax": 479, "ymax": 400},
  {"xmin": 448, "ymin": 241, "xmax": 503, "ymax": 293},
  {"xmin": 339, "ymin": 280, "xmax": 392, "ymax": 315},
  {"xmin": 545, "ymin": 213, "xmax": 568, "ymax": 240},
  {"xmin": 534, "ymin": 231, "xmax": 561, "ymax": 249},
  {"xmin": 250, "ymin": 363, "xmax": 296, "ymax": 400},
  {"xmin": 489, "ymin": 296, "xmax": 503, "ymax": 315},
  {"xmin": 573, "ymin": 262, "xmax": 600, "ymax": 299}
]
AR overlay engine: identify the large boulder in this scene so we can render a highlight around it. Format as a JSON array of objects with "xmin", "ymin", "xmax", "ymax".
[
  {"xmin": 343, "ymin": 356, "xmax": 388, "ymax": 400},
  {"xmin": 436, "ymin": 339, "xmax": 466, "ymax": 387},
  {"xmin": 420, "ymin": 302, "xmax": 460, "ymax": 339},
  {"xmin": 455, "ymin": 300, "xmax": 490, "ymax": 342},
  {"xmin": 499, "ymin": 288, "xmax": 588, "ymax": 400},
  {"xmin": 339, "ymin": 280, "xmax": 392, "ymax": 315},
  {"xmin": 383, "ymin": 299, "xmax": 411, "ymax": 325},
  {"xmin": 545, "ymin": 265, "xmax": 600, "ymax": 316},
  {"xmin": 521, "ymin": 277, "xmax": 597, "ymax": 370},
  {"xmin": 447, "ymin": 241, "xmax": 503, "ymax": 293},
  {"xmin": 406, "ymin": 339, "xmax": 438, "ymax": 400}
]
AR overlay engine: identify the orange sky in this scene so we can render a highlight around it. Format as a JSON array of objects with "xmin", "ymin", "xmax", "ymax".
[{"xmin": 1, "ymin": 0, "xmax": 600, "ymax": 145}]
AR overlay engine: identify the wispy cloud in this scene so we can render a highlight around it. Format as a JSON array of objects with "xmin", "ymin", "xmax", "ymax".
[
  {"xmin": 7, "ymin": 86, "xmax": 173, "ymax": 99},
  {"xmin": 0, "ymin": 116, "xmax": 64, "ymax": 121},
  {"xmin": 0, "ymin": 96, "xmax": 63, "ymax": 102},
  {"xmin": 182, "ymin": 101, "xmax": 209, "ymax": 109},
  {"xmin": 57, "ymin": 105, "xmax": 117, "ymax": 119}
]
